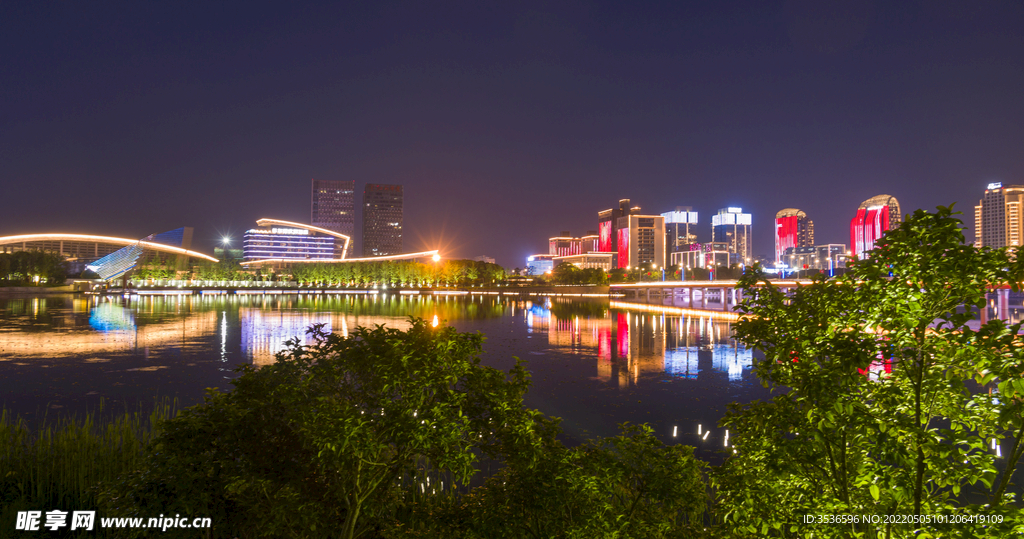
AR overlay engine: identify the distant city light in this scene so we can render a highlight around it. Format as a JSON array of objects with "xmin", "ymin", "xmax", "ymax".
[{"xmin": 222, "ymin": 237, "xmax": 231, "ymax": 245}]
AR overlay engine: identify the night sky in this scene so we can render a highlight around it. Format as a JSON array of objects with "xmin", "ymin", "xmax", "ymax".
[{"xmin": 2, "ymin": 1, "xmax": 1022, "ymax": 267}]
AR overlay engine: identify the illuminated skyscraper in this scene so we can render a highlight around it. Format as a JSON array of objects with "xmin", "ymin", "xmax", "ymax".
[
  {"xmin": 712, "ymin": 207, "xmax": 752, "ymax": 265},
  {"xmin": 850, "ymin": 194, "xmax": 900, "ymax": 259},
  {"xmin": 362, "ymin": 183, "xmax": 403, "ymax": 257},
  {"xmin": 774, "ymin": 208, "xmax": 814, "ymax": 264},
  {"xmin": 598, "ymin": 199, "xmax": 639, "ymax": 266},
  {"xmin": 311, "ymin": 179, "xmax": 355, "ymax": 238},
  {"xmin": 616, "ymin": 214, "xmax": 665, "ymax": 269},
  {"xmin": 662, "ymin": 207, "xmax": 698, "ymax": 266},
  {"xmin": 975, "ymin": 183, "xmax": 1024, "ymax": 248}
]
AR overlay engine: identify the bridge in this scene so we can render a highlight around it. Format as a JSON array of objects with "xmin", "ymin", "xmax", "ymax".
[
  {"xmin": 611, "ymin": 280, "xmax": 1022, "ymax": 327},
  {"xmin": 610, "ymin": 280, "xmax": 814, "ymax": 312}
]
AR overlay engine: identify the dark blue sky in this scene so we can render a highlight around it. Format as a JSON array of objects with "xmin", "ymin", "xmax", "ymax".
[{"xmin": 2, "ymin": 1, "xmax": 1022, "ymax": 266}]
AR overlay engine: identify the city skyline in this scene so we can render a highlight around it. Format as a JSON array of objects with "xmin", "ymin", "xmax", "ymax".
[{"xmin": 1, "ymin": 2, "xmax": 1021, "ymax": 267}]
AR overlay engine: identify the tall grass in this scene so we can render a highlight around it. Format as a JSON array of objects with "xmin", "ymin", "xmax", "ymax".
[{"xmin": 0, "ymin": 399, "xmax": 175, "ymax": 531}]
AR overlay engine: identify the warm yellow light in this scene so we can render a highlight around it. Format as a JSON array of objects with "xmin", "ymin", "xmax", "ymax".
[
  {"xmin": 431, "ymin": 315, "xmax": 439, "ymax": 327},
  {"xmin": 0, "ymin": 233, "xmax": 219, "ymax": 262},
  {"xmin": 432, "ymin": 253, "xmax": 441, "ymax": 262}
]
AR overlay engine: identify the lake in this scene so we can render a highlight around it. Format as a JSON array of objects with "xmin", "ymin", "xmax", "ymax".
[{"xmin": 0, "ymin": 292, "xmax": 770, "ymax": 457}]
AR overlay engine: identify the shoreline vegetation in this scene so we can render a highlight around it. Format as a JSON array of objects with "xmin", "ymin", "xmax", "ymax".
[{"xmin": 3, "ymin": 207, "xmax": 1024, "ymax": 537}]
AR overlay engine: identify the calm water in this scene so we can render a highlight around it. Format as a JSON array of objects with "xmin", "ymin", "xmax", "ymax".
[{"xmin": 0, "ymin": 293, "xmax": 769, "ymax": 454}]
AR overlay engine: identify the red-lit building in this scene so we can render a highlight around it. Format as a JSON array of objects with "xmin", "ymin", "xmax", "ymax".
[
  {"xmin": 598, "ymin": 199, "xmax": 639, "ymax": 267},
  {"xmin": 774, "ymin": 208, "xmax": 814, "ymax": 264},
  {"xmin": 548, "ymin": 230, "xmax": 599, "ymax": 257},
  {"xmin": 850, "ymin": 195, "xmax": 901, "ymax": 259}
]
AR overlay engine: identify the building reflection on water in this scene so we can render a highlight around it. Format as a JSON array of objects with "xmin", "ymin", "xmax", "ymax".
[
  {"xmin": 523, "ymin": 298, "xmax": 753, "ymax": 388},
  {"xmin": 2, "ymin": 294, "xmax": 753, "ymax": 385}
]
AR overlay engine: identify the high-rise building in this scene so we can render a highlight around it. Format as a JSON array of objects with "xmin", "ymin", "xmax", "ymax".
[
  {"xmin": 850, "ymin": 194, "xmax": 901, "ymax": 259},
  {"xmin": 662, "ymin": 207, "xmax": 699, "ymax": 267},
  {"xmin": 975, "ymin": 183, "xmax": 1024, "ymax": 248},
  {"xmin": 711, "ymin": 207, "xmax": 752, "ymax": 266},
  {"xmin": 362, "ymin": 184, "xmax": 404, "ymax": 257},
  {"xmin": 616, "ymin": 214, "xmax": 665, "ymax": 269},
  {"xmin": 598, "ymin": 199, "xmax": 639, "ymax": 266},
  {"xmin": 311, "ymin": 179, "xmax": 355, "ymax": 239},
  {"xmin": 774, "ymin": 208, "xmax": 814, "ymax": 264}
]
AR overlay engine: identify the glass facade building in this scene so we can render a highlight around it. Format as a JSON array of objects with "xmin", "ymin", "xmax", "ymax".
[
  {"xmin": 311, "ymin": 179, "xmax": 356, "ymax": 239},
  {"xmin": 711, "ymin": 207, "xmax": 752, "ymax": 265},
  {"xmin": 362, "ymin": 183, "xmax": 403, "ymax": 257}
]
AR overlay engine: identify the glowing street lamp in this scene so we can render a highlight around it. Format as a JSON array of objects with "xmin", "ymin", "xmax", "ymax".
[{"xmin": 432, "ymin": 253, "xmax": 441, "ymax": 263}]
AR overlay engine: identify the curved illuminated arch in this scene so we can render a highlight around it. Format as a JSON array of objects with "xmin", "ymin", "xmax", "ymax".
[
  {"xmin": 255, "ymin": 219, "xmax": 352, "ymax": 259},
  {"xmin": 0, "ymin": 234, "xmax": 219, "ymax": 263},
  {"xmin": 239, "ymin": 250, "xmax": 440, "ymax": 266}
]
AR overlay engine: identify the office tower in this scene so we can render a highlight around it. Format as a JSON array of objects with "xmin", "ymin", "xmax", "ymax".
[
  {"xmin": 362, "ymin": 183, "xmax": 403, "ymax": 257},
  {"xmin": 975, "ymin": 183, "xmax": 1024, "ymax": 248},
  {"xmin": 662, "ymin": 207, "xmax": 699, "ymax": 266},
  {"xmin": 598, "ymin": 199, "xmax": 640, "ymax": 266},
  {"xmin": 850, "ymin": 194, "xmax": 901, "ymax": 259},
  {"xmin": 616, "ymin": 214, "xmax": 666, "ymax": 269},
  {"xmin": 311, "ymin": 179, "xmax": 355, "ymax": 239},
  {"xmin": 774, "ymin": 208, "xmax": 814, "ymax": 264},
  {"xmin": 711, "ymin": 207, "xmax": 753, "ymax": 265}
]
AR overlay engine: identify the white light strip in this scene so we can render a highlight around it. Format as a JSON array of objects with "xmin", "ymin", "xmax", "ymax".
[{"xmin": 239, "ymin": 249, "xmax": 439, "ymax": 266}]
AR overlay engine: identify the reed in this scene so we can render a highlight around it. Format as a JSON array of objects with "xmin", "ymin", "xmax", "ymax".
[{"xmin": 0, "ymin": 399, "xmax": 175, "ymax": 530}]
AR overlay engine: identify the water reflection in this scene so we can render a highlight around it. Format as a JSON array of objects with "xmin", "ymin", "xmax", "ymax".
[{"xmin": 525, "ymin": 298, "xmax": 753, "ymax": 387}]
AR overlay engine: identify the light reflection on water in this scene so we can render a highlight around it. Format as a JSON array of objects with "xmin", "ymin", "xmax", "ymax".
[{"xmin": 0, "ymin": 293, "xmax": 764, "ymax": 448}]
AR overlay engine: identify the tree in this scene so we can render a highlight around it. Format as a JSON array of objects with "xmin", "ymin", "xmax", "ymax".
[
  {"xmin": 716, "ymin": 206, "xmax": 1024, "ymax": 537},
  {"xmin": 102, "ymin": 319, "xmax": 538, "ymax": 539},
  {"xmin": 422, "ymin": 423, "xmax": 709, "ymax": 538}
]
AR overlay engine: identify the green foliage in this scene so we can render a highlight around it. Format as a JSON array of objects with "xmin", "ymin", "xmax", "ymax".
[
  {"xmin": 0, "ymin": 401, "xmax": 173, "ymax": 534},
  {"xmin": 0, "ymin": 250, "xmax": 68, "ymax": 285},
  {"xmin": 101, "ymin": 319, "xmax": 537, "ymax": 539},
  {"xmin": 435, "ymin": 423, "xmax": 710, "ymax": 539},
  {"xmin": 552, "ymin": 262, "xmax": 607, "ymax": 285},
  {"xmin": 716, "ymin": 206, "xmax": 1024, "ymax": 537}
]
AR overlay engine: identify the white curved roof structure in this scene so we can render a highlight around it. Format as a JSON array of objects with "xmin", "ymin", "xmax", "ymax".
[
  {"xmin": 0, "ymin": 233, "xmax": 218, "ymax": 262},
  {"xmin": 255, "ymin": 218, "xmax": 351, "ymax": 259}
]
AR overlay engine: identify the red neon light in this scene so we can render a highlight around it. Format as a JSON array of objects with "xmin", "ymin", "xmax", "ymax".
[
  {"xmin": 618, "ymin": 228, "xmax": 630, "ymax": 269},
  {"xmin": 599, "ymin": 221, "xmax": 612, "ymax": 252},
  {"xmin": 775, "ymin": 216, "xmax": 798, "ymax": 263},
  {"xmin": 616, "ymin": 312, "xmax": 629, "ymax": 359},
  {"xmin": 851, "ymin": 209, "xmax": 866, "ymax": 258}
]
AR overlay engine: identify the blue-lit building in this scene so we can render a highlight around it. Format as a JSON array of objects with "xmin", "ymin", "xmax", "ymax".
[
  {"xmin": 525, "ymin": 254, "xmax": 554, "ymax": 275},
  {"xmin": 243, "ymin": 226, "xmax": 338, "ymax": 261}
]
